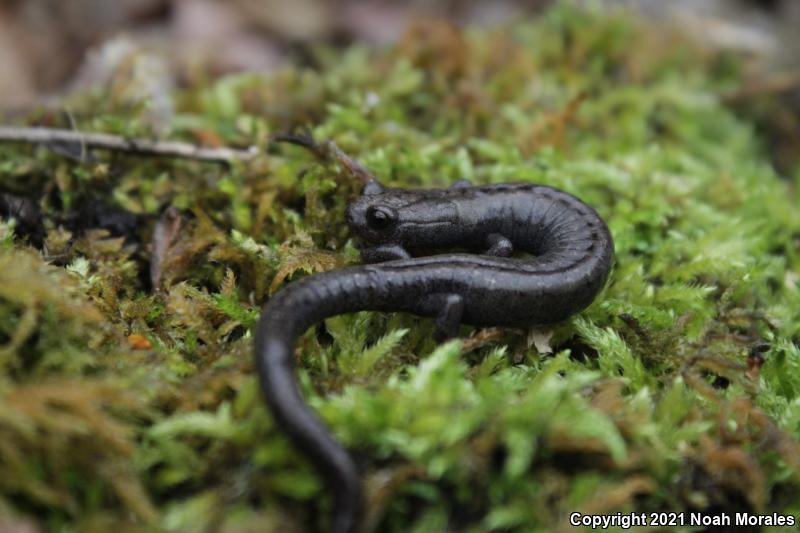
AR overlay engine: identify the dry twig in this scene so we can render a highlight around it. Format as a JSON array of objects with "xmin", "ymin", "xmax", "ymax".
[
  {"xmin": 273, "ymin": 130, "xmax": 378, "ymax": 183},
  {"xmin": 0, "ymin": 126, "xmax": 257, "ymax": 163}
]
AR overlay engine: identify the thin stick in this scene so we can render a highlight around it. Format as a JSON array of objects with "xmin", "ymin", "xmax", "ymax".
[
  {"xmin": 722, "ymin": 72, "xmax": 800, "ymax": 103},
  {"xmin": 0, "ymin": 126, "xmax": 257, "ymax": 163},
  {"xmin": 273, "ymin": 131, "xmax": 378, "ymax": 184}
]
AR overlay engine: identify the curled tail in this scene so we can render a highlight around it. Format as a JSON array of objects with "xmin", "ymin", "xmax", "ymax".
[{"xmin": 254, "ymin": 268, "xmax": 387, "ymax": 533}]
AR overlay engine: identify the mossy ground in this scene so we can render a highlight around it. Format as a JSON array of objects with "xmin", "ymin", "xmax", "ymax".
[{"xmin": 2, "ymin": 3, "xmax": 800, "ymax": 532}]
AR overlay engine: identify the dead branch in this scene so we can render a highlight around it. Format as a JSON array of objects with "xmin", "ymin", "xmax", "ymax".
[
  {"xmin": 0, "ymin": 126, "xmax": 257, "ymax": 163},
  {"xmin": 273, "ymin": 131, "xmax": 378, "ymax": 183}
]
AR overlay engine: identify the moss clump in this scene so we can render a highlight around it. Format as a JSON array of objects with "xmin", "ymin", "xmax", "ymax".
[{"xmin": 1, "ymin": 3, "xmax": 800, "ymax": 532}]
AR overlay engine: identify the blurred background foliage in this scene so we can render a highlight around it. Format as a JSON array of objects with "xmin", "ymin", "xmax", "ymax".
[{"xmin": 1, "ymin": 1, "xmax": 800, "ymax": 532}]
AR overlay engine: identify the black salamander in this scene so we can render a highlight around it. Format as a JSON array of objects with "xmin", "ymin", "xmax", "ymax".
[{"xmin": 255, "ymin": 142, "xmax": 614, "ymax": 533}]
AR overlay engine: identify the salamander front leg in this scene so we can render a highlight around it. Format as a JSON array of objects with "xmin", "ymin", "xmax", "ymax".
[
  {"xmin": 360, "ymin": 244, "xmax": 411, "ymax": 263},
  {"xmin": 486, "ymin": 233, "xmax": 513, "ymax": 257},
  {"xmin": 434, "ymin": 294, "xmax": 464, "ymax": 342}
]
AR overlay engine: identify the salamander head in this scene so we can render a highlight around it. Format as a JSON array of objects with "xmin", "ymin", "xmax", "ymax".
[{"xmin": 345, "ymin": 180, "xmax": 458, "ymax": 246}]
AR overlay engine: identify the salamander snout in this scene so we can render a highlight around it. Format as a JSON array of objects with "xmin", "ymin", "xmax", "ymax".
[
  {"xmin": 345, "ymin": 201, "xmax": 377, "ymax": 244},
  {"xmin": 345, "ymin": 203, "xmax": 360, "ymax": 228}
]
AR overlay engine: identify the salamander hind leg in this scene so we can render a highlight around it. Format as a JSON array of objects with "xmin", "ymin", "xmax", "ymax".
[
  {"xmin": 360, "ymin": 244, "xmax": 411, "ymax": 263},
  {"xmin": 485, "ymin": 233, "xmax": 513, "ymax": 257},
  {"xmin": 434, "ymin": 294, "xmax": 465, "ymax": 342}
]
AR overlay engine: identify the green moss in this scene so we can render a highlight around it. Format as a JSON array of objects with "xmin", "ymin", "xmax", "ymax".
[{"xmin": 2, "ymin": 2, "xmax": 800, "ymax": 532}]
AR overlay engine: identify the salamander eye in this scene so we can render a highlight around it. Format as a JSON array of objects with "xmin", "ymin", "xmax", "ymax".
[{"xmin": 366, "ymin": 206, "xmax": 397, "ymax": 230}]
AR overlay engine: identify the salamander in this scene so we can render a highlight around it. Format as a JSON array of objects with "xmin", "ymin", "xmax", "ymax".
[{"xmin": 255, "ymin": 143, "xmax": 614, "ymax": 533}]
